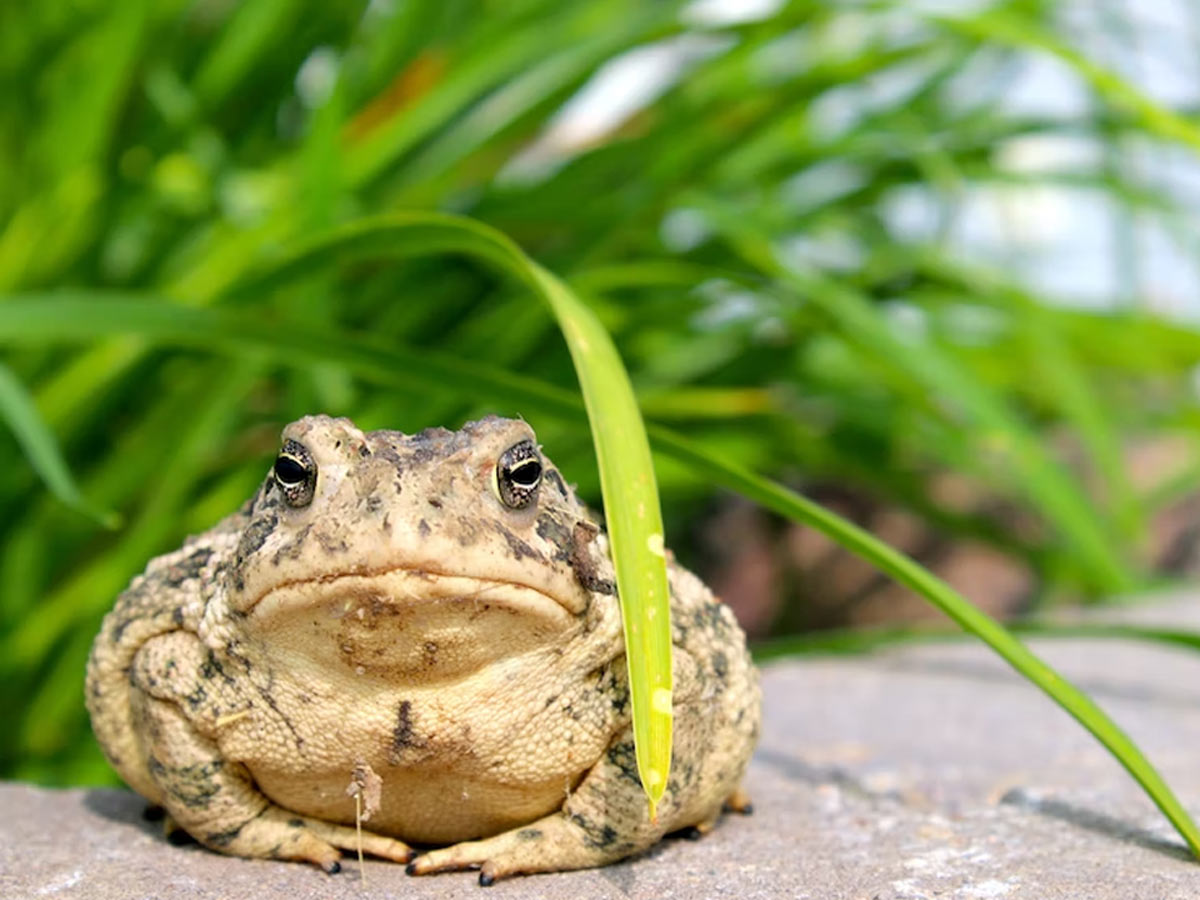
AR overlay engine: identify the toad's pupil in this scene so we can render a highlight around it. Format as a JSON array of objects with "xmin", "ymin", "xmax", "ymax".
[
  {"xmin": 509, "ymin": 460, "xmax": 542, "ymax": 487},
  {"xmin": 274, "ymin": 456, "xmax": 307, "ymax": 485}
]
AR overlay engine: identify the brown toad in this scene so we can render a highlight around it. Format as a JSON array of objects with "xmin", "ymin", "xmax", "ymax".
[{"xmin": 85, "ymin": 415, "xmax": 760, "ymax": 883}]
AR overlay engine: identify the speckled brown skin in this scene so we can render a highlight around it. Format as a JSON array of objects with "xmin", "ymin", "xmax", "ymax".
[{"xmin": 86, "ymin": 415, "xmax": 760, "ymax": 883}]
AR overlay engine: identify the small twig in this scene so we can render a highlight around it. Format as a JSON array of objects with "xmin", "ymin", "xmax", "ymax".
[{"xmin": 354, "ymin": 791, "xmax": 365, "ymax": 885}]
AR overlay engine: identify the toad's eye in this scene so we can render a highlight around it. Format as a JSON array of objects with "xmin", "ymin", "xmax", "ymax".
[
  {"xmin": 495, "ymin": 440, "xmax": 542, "ymax": 510},
  {"xmin": 272, "ymin": 439, "xmax": 317, "ymax": 508}
]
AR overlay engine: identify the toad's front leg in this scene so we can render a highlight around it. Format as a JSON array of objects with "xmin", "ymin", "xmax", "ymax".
[{"xmin": 128, "ymin": 634, "xmax": 413, "ymax": 870}]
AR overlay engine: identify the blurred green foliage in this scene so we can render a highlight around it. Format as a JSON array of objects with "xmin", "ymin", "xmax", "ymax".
[{"xmin": 3, "ymin": 0, "xmax": 1200, "ymax": 785}]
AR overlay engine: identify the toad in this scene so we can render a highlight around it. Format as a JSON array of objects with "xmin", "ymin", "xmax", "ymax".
[{"xmin": 86, "ymin": 415, "xmax": 760, "ymax": 883}]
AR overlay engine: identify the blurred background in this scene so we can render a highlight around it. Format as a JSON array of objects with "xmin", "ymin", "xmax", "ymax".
[{"xmin": 4, "ymin": 0, "xmax": 1200, "ymax": 785}]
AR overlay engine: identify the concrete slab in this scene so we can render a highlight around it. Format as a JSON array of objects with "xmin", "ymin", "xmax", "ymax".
[{"xmin": 6, "ymin": 594, "xmax": 1200, "ymax": 899}]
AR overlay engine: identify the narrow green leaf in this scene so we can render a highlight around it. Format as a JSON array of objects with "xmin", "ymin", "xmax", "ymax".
[
  {"xmin": 755, "ymin": 620, "xmax": 1200, "ymax": 659},
  {"xmin": 709, "ymin": 216, "xmax": 1135, "ymax": 592},
  {"xmin": 525, "ymin": 264, "xmax": 674, "ymax": 817},
  {"xmin": 647, "ymin": 427, "xmax": 1200, "ymax": 859},
  {"xmin": 0, "ymin": 362, "xmax": 117, "ymax": 528},
  {"xmin": 935, "ymin": 11, "xmax": 1200, "ymax": 154}
]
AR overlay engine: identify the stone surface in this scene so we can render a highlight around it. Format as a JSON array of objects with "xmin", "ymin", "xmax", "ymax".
[{"xmin": 7, "ymin": 593, "xmax": 1200, "ymax": 899}]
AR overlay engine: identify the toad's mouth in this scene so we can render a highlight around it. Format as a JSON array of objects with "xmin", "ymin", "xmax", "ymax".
[
  {"xmin": 247, "ymin": 568, "xmax": 579, "ymax": 678},
  {"xmin": 249, "ymin": 566, "xmax": 580, "ymax": 625}
]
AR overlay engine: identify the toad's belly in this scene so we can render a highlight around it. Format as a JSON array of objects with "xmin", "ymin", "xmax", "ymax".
[
  {"xmin": 216, "ymin": 638, "xmax": 622, "ymax": 843},
  {"xmin": 223, "ymin": 670, "xmax": 610, "ymax": 844},
  {"xmin": 250, "ymin": 763, "xmax": 583, "ymax": 844}
]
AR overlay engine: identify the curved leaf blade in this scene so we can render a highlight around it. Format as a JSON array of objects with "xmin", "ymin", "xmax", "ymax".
[{"xmin": 0, "ymin": 362, "xmax": 117, "ymax": 527}]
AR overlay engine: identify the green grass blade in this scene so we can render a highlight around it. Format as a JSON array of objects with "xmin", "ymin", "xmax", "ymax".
[
  {"xmin": 935, "ymin": 10, "xmax": 1200, "ymax": 154},
  {"xmin": 0, "ymin": 295, "xmax": 581, "ymax": 415},
  {"xmin": 717, "ymin": 229, "xmax": 1134, "ymax": 592},
  {"xmin": 647, "ymin": 427, "xmax": 1200, "ymax": 859},
  {"xmin": 530, "ymin": 265, "xmax": 674, "ymax": 817},
  {"xmin": 755, "ymin": 621, "xmax": 1200, "ymax": 659},
  {"xmin": 0, "ymin": 362, "xmax": 117, "ymax": 527}
]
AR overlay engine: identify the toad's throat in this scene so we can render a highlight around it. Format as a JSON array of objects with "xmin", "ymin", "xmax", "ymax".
[{"xmin": 248, "ymin": 566, "xmax": 581, "ymax": 624}]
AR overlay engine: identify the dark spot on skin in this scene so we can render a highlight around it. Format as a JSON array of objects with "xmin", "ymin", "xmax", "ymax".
[
  {"xmin": 536, "ymin": 515, "xmax": 573, "ymax": 562},
  {"xmin": 389, "ymin": 700, "xmax": 414, "ymax": 764},
  {"xmin": 606, "ymin": 740, "xmax": 640, "ymax": 786},
  {"xmin": 691, "ymin": 597, "xmax": 732, "ymax": 635},
  {"xmin": 712, "ymin": 650, "xmax": 728, "ymax": 682},
  {"xmin": 671, "ymin": 760, "xmax": 697, "ymax": 790},
  {"xmin": 234, "ymin": 513, "xmax": 278, "ymax": 589},
  {"xmin": 288, "ymin": 818, "xmax": 305, "ymax": 828},
  {"xmin": 205, "ymin": 824, "xmax": 244, "ymax": 847},
  {"xmin": 543, "ymin": 694, "xmax": 559, "ymax": 709},
  {"xmin": 569, "ymin": 814, "xmax": 620, "ymax": 851},
  {"xmin": 428, "ymin": 498, "xmax": 442, "ymax": 509},
  {"xmin": 200, "ymin": 651, "xmax": 235, "ymax": 685},
  {"xmin": 408, "ymin": 426, "xmax": 454, "ymax": 463},
  {"xmin": 254, "ymin": 483, "xmax": 282, "ymax": 514},
  {"xmin": 164, "ymin": 759, "xmax": 225, "ymax": 809},
  {"xmin": 237, "ymin": 514, "xmax": 278, "ymax": 562},
  {"xmin": 111, "ymin": 617, "xmax": 133, "ymax": 644},
  {"xmin": 418, "ymin": 519, "xmax": 431, "ymax": 538},
  {"xmin": 545, "ymin": 467, "xmax": 568, "ymax": 498},
  {"xmin": 225, "ymin": 640, "xmax": 252, "ymax": 671},
  {"xmin": 172, "ymin": 606, "xmax": 184, "ymax": 626},
  {"xmin": 315, "ymin": 531, "xmax": 349, "ymax": 555},
  {"xmin": 516, "ymin": 828, "xmax": 542, "ymax": 840},
  {"xmin": 184, "ymin": 684, "xmax": 207, "ymax": 709},
  {"xmin": 569, "ymin": 522, "xmax": 615, "ymax": 595},
  {"xmin": 609, "ymin": 682, "xmax": 630, "ymax": 715},
  {"xmin": 588, "ymin": 661, "xmax": 630, "ymax": 715},
  {"xmin": 365, "ymin": 495, "xmax": 383, "ymax": 514},
  {"xmin": 165, "ymin": 546, "xmax": 213, "ymax": 587},
  {"xmin": 491, "ymin": 522, "xmax": 543, "ymax": 562},
  {"xmin": 455, "ymin": 516, "xmax": 480, "ymax": 547},
  {"xmin": 254, "ymin": 683, "xmax": 305, "ymax": 750}
]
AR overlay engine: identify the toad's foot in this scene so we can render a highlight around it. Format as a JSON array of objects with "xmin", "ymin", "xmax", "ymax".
[
  {"xmin": 407, "ymin": 720, "xmax": 741, "ymax": 884},
  {"xmin": 135, "ymin": 691, "xmax": 412, "ymax": 871},
  {"xmin": 406, "ymin": 812, "xmax": 640, "ymax": 886}
]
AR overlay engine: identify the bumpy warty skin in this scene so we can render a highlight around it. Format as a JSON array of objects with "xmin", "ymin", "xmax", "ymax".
[{"xmin": 85, "ymin": 414, "xmax": 761, "ymax": 882}]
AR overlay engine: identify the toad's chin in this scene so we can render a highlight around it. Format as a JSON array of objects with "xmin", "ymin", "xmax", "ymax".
[{"xmin": 244, "ymin": 568, "xmax": 578, "ymax": 683}]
